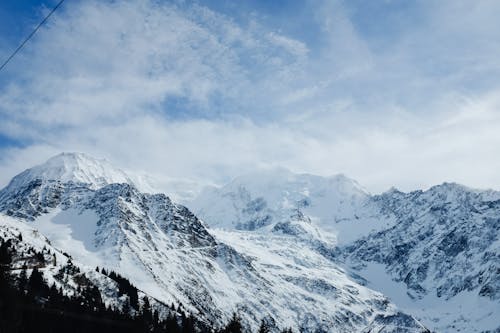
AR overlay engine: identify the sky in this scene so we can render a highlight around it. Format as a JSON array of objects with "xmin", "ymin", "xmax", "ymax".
[{"xmin": 0, "ymin": 0, "xmax": 499, "ymax": 199}]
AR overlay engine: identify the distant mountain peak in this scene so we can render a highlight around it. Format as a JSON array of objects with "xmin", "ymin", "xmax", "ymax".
[
  {"xmin": 189, "ymin": 168, "xmax": 372, "ymax": 232},
  {"xmin": 3, "ymin": 152, "xmax": 133, "ymax": 191},
  {"xmin": 223, "ymin": 167, "xmax": 369, "ymax": 196}
]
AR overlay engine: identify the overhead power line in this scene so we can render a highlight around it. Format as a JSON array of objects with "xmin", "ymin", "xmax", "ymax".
[{"xmin": 0, "ymin": 0, "xmax": 66, "ymax": 73}]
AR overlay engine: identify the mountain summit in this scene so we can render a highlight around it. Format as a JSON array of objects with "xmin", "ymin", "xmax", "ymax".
[
  {"xmin": 189, "ymin": 168, "xmax": 385, "ymax": 244},
  {"xmin": 3, "ymin": 152, "xmax": 133, "ymax": 191}
]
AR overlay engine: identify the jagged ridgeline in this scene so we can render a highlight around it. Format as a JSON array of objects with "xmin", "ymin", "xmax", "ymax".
[{"xmin": 0, "ymin": 152, "xmax": 497, "ymax": 332}]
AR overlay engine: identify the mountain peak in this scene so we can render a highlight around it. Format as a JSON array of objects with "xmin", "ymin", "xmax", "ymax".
[
  {"xmin": 3, "ymin": 152, "xmax": 133, "ymax": 191},
  {"xmin": 189, "ymin": 168, "xmax": 371, "ymax": 231},
  {"xmin": 223, "ymin": 167, "xmax": 369, "ymax": 197}
]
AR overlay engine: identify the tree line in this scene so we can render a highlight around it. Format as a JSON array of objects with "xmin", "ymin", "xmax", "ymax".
[{"xmin": 0, "ymin": 237, "xmax": 295, "ymax": 333}]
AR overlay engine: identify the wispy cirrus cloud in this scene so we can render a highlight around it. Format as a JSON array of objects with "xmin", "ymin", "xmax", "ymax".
[{"xmin": 0, "ymin": 0, "xmax": 310, "ymax": 128}]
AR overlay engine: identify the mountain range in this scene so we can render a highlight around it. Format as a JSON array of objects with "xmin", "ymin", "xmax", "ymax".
[{"xmin": 0, "ymin": 152, "xmax": 498, "ymax": 332}]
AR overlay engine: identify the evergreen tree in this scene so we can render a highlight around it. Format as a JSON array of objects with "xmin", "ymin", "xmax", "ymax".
[
  {"xmin": 17, "ymin": 265, "xmax": 28, "ymax": 292},
  {"xmin": 165, "ymin": 313, "xmax": 180, "ymax": 333},
  {"xmin": 0, "ymin": 240, "xmax": 12, "ymax": 265},
  {"xmin": 141, "ymin": 296, "xmax": 153, "ymax": 331},
  {"xmin": 258, "ymin": 319, "xmax": 271, "ymax": 333},
  {"xmin": 223, "ymin": 312, "xmax": 244, "ymax": 333},
  {"xmin": 152, "ymin": 310, "xmax": 160, "ymax": 332},
  {"xmin": 35, "ymin": 251, "xmax": 45, "ymax": 264},
  {"xmin": 122, "ymin": 296, "xmax": 132, "ymax": 316},
  {"xmin": 27, "ymin": 267, "xmax": 46, "ymax": 297},
  {"xmin": 48, "ymin": 283, "xmax": 60, "ymax": 305}
]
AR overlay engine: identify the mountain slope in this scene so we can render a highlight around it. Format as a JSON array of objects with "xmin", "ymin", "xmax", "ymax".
[
  {"xmin": 341, "ymin": 184, "xmax": 500, "ymax": 332},
  {"xmin": 0, "ymin": 214, "xmax": 174, "ymax": 316}
]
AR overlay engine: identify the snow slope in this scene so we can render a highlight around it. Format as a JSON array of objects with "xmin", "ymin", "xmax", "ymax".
[
  {"xmin": 212, "ymin": 228, "xmax": 429, "ymax": 333},
  {"xmin": 0, "ymin": 214, "xmax": 173, "ymax": 316},
  {"xmin": 350, "ymin": 262, "xmax": 499, "ymax": 333}
]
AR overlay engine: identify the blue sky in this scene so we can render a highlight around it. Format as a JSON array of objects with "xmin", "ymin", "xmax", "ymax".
[{"xmin": 0, "ymin": 0, "xmax": 499, "ymax": 196}]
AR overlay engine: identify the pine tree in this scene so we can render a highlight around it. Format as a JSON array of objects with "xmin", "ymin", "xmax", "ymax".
[
  {"xmin": 48, "ymin": 283, "xmax": 60, "ymax": 305},
  {"xmin": 0, "ymin": 240, "xmax": 12, "ymax": 265},
  {"xmin": 35, "ymin": 251, "xmax": 45, "ymax": 264},
  {"xmin": 17, "ymin": 265, "xmax": 28, "ymax": 292},
  {"xmin": 27, "ymin": 267, "xmax": 47, "ymax": 299},
  {"xmin": 152, "ymin": 310, "xmax": 160, "ymax": 332},
  {"xmin": 141, "ymin": 296, "xmax": 153, "ymax": 331},
  {"xmin": 223, "ymin": 312, "xmax": 243, "ymax": 333},
  {"xmin": 182, "ymin": 315, "xmax": 196, "ymax": 333},
  {"xmin": 258, "ymin": 319, "xmax": 270, "ymax": 333},
  {"xmin": 122, "ymin": 297, "xmax": 132, "ymax": 316}
]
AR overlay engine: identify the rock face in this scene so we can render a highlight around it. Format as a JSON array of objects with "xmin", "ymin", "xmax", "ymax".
[
  {"xmin": 345, "ymin": 184, "xmax": 500, "ymax": 302},
  {"xmin": 340, "ymin": 185, "xmax": 500, "ymax": 333},
  {"xmin": 361, "ymin": 312, "xmax": 431, "ymax": 333},
  {"xmin": 0, "ymin": 153, "xmax": 429, "ymax": 332}
]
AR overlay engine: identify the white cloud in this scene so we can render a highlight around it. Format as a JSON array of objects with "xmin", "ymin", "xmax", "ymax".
[
  {"xmin": 0, "ymin": 0, "xmax": 308, "ymax": 128},
  {"xmin": 1, "ymin": 91, "xmax": 499, "ymax": 198},
  {"xmin": 0, "ymin": 0, "xmax": 499, "ymax": 197}
]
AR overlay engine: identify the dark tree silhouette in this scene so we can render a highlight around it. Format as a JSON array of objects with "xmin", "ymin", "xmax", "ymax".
[
  {"xmin": 222, "ymin": 312, "xmax": 244, "ymax": 333},
  {"xmin": 258, "ymin": 319, "xmax": 271, "ymax": 333}
]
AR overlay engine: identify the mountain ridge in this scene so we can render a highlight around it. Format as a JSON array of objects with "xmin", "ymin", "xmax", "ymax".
[{"xmin": 1, "ymin": 152, "xmax": 498, "ymax": 332}]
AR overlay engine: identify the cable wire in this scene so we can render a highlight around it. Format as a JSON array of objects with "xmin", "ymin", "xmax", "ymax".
[{"xmin": 0, "ymin": 0, "xmax": 66, "ymax": 72}]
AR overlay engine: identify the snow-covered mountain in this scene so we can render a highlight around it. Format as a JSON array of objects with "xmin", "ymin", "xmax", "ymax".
[
  {"xmin": 2, "ymin": 152, "xmax": 133, "ymax": 193},
  {"xmin": 0, "ymin": 153, "xmax": 429, "ymax": 333},
  {"xmin": 342, "ymin": 184, "xmax": 500, "ymax": 332},
  {"xmin": 189, "ymin": 170, "xmax": 500, "ymax": 333},
  {"xmin": 191, "ymin": 169, "xmax": 393, "ymax": 245}
]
